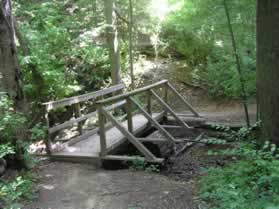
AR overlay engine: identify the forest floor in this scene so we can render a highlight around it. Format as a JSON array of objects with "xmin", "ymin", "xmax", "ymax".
[{"xmin": 25, "ymin": 57, "xmax": 256, "ymax": 209}]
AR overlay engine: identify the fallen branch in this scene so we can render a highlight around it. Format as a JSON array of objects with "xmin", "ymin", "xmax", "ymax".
[{"xmin": 175, "ymin": 133, "xmax": 204, "ymax": 157}]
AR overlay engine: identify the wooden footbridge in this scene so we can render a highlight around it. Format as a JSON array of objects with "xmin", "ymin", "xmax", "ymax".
[{"xmin": 43, "ymin": 80, "xmax": 203, "ymax": 164}]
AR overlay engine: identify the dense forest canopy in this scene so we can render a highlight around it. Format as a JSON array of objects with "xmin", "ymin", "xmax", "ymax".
[{"xmin": 1, "ymin": 0, "xmax": 279, "ymax": 208}]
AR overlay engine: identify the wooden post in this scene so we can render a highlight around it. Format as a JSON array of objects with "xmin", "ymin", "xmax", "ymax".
[
  {"xmin": 130, "ymin": 97, "xmax": 177, "ymax": 142},
  {"xmin": 163, "ymin": 82, "xmax": 168, "ymax": 119},
  {"xmin": 98, "ymin": 105, "xmax": 107, "ymax": 157},
  {"xmin": 167, "ymin": 82, "xmax": 200, "ymax": 117},
  {"xmin": 74, "ymin": 103, "xmax": 83, "ymax": 135},
  {"xmin": 147, "ymin": 90, "xmax": 152, "ymax": 116},
  {"xmin": 150, "ymin": 89, "xmax": 192, "ymax": 129},
  {"xmin": 101, "ymin": 106, "xmax": 157, "ymax": 161},
  {"xmin": 44, "ymin": 111, "xmax": 52, "ymax": 155},
  {"xmin": 126, "ymin": 97, "xmax": 133, "ymax": 133}
]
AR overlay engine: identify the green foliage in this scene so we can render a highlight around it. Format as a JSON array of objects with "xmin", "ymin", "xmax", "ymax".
[
  {"xmin": 163, "ymin": 0, "xmax": 256, "ymax": 98},
  {"xmin": 0, "ymin": 173, "xmax": 35, "ymax": 209},
  {"xmin": 131, "ymin": 158, "xmax": 160, "ymax": 173},
  {"xmin": 210, "ymin": 121, "xmax": 260, "ymax": 142},
  {"xmin": 14, "ymin": 0, "xmax": 110, "ymax": 101},
  {"xmin": 30, "ymin": 123, "xmax": 47, "ymax": 142},
  {"xmin": 0, "ymin": 144, "xmax": 15, "ymax": 159},
  {"xmin": 200, "ymin": 141, "xmax": 279, "ymax": 209},
  {"xmin": 0, "ymin": 96, "xmax": 27, "ymax": 144},
  {"xmin": 0, "ymin": 96, "xmax": 38, "ymax": 168}
]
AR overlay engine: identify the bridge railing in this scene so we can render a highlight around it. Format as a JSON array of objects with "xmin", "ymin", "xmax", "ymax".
[
  {"xmin": 95, "ymin": 80, "xmax": 200, "ymax": 161},
  {"xmin": 42, "ymin": 84, "xmax": 125, "ymax": 155}
]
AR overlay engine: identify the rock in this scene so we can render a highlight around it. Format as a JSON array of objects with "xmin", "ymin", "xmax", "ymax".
[{"xmin": 0, "ymin": 158, "xmax": 7, "ymax": 176}]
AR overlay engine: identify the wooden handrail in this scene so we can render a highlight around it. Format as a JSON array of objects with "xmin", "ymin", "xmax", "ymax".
[
  {"xmin": 49, "ymin": 100, "xmax": 126, "ymax": 134},
  {"xmin": 43, "ymin": 83, "xmax": 125, "ymax": 111},
  {"xmin": 96, "ymin": 80, "xmax": 168, "ymax": 105}
]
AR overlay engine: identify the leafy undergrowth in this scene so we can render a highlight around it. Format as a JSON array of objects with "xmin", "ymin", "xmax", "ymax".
[
  {"xmin": 199, "ymin": 141, "xmax": 279, "ymax": 209},
  {"xmin": 0, "ymin": 172, "xmax": 36, "ymax": 209}
]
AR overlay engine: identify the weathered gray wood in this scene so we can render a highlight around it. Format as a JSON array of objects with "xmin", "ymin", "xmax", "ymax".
[
  {"xmin": 96, "ymin": 80, "xmax": 168, "ymax": 105},
  {"xmin": 50, "ymin": 153, "xmax": 101, "ymax": 165},
  {"xmin": 130, "ymin": 97, "xmax": 177, "ymax": 142},
  {"xmin": 164, "ymin": 82, "xmax": 168, "ymax": 117},
  {"xmin": 147, "ymin": 90, "xmax": 152, "ymax": 115},
  {"xmin": 105, "ymin": 100, "xmax": 126, "ymax": 111},
  {"xmin": 150, "ymin": 89, "xmax": 192, "ymax": 129},
  {"xmin": 126, "ymin": 97, "xmax": 133, "ymax": 132},
  {"xmin": 43, "ymin": 84, "xmax": 125, "ymax": 111},
  {"xmin": 44, "ymin": 112, "xmax": 52, "ymax": 155},
  {"xmin": 74, "ymin": 103, "xmax": 83, "ymax": 134},
  {"xmin": 167, "ymin": 82, "xmax": 200, "ymax": 117},
  {"xmin": 67, "ymin": 127, "xmax": 100, "ymax": 146},
  {"xmin": 161, "ymin": 125, "xmax": 183, "ymax": 129},
  {"xmin": 101, "ymin": 107, "xmax": 157, "ymax": 161},
  {"xmin": 137, "ymin": 138, "xmax": 167, "ymax": 142},
  {"xmin": 49, "ymin": 111, "xmax": 97, "ymax": 134},
  {"xmin": 49, "ymin": 100, "xmax": 126, "ymax": 134},
  {"xmin": 98, "ymin": 106, "xmax": 107, "ymax": 157},
  {"xmin": 103, "ymin": 155, "xmax": 164, "ymax": 163},
  {"xmin": 105, "ymin": 112, "xmax": 165, "ymax": 154},
  {"xmin": 101, "ymin": 113, "xmax": 127, "ymax": 132}
]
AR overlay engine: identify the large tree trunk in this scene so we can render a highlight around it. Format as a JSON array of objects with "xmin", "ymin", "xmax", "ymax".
[
  {"xmin": 0, "ymin": 0, "xmax": 25, "ymax": 111},
  {"xmin": 104, "ymin": 0, "xmax": 122, "ymax": 85},
  {"xmin": 257, "ymin": 1, "xmax": 279, "ymax": 144},
  {"xmin": 128, "ymin": 0, "xmax": 135, "ymax": 89},
  {"xmin": 0, "ymin": 0, "xmax": 27, "ymax": 168}
]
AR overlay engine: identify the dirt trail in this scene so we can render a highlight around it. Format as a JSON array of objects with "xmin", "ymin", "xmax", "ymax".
[
  {"xmin": 134, "ymin": 57, "xmax": 257, "ymax": 125},
  {"xmin": 25, "ymin": 162, "xmax": 199, "ymax": 209}
]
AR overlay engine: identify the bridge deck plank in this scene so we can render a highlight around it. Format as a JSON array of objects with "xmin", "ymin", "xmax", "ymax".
[{"xmin": 53, "ymin": 113, "xmax": 163, "ymax": 158}]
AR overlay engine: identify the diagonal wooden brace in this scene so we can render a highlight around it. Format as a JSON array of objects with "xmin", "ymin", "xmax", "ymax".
[
  {"xmin": 130, "ymin": 97, "xmax": 177, "ymax": 143},
  {"xmin": 100, "ymin": 106, "xmax": 157, "ymax": 161},
  {"xmin": 150, "ymin": 89, "xmax": 192, "ymax": 129},
  {"xmin": 167, "ymin": 82, "xmax": 200, "ymax": 117}
]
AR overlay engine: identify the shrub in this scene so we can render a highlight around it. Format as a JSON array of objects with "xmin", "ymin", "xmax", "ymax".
[
  {"xmin": 199, "ymin": 141, "xmax": 279, "ymax": 209},
  {"xmin": 0, "ymin": 173, "xmax": 35, "ymax": 209}
]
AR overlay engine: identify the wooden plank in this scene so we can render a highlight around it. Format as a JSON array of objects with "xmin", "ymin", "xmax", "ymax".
[
  {"xmin": 126, "ymin": 97, "xmax": 133, "ymax": 132},
  {"xmin": 105, "ymin": 100, "xmax": 126, "ymax": 111},
  {"xmin": 130, "ymin": 97, "xmax": 177, "ymax": 143},
  {"xmin": 101, "ymin": 107, "xmax": 157, "ymax": 161},
  {"xmin": 48, "ymin": 100, "xmax": 126, "ymax": 134},
  {"xmin": 102, "ymin": 155, "xmax": 164, "ymax": 163},
  {"xmin": 50, "ymin": 154, "xmax": 101, "ymax": 165},
  {"xmin": 67, "ymin": 127, "xmax": 100, "ymax": 146},
  {"xmin": 74, "ymin": 103, "xmax": 83, "ymax": 134},
  {"xmin": 44, "ymin": 112, "xmax": 52, "ymax": 155},
  {"xmin": 49, "ymin": 111, "xmax": 97, "ymax": 134},
  {"xmin": 98, "ymin": 106, "xmax": 107, "ymax": 157},
  {"xmin": 43, "ymin": 84, "xmax": 125, "ymax": 111},
  {"xmin": 105, "ymin": 112, "xmax": 165, "ymax": 154},
  {"xmin": 96, "ymin": 80, "xmax": 168, "ymax": 105},
  {"xmin": 147, "ymin": 90, "xmax": 152, "ymax": 115},
  {"xmin": 137, "ymin": 138, "xmax": 167, "ymax": 142},
  {"xmin": 167, "ymin": 82, "xmax": 200, "ymax": 117},
  {"xmin": 161, "ymin": 125, "xmax": 183, "ymax": 129},
  {"xmin": 150, "ymin": 89, "xmax": 192, "ymax": 129},
  {"xmin": 164, "ymin": 82, "xmax": 168, "ymax": 117}
]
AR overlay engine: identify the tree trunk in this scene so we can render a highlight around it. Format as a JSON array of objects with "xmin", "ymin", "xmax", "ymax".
[
  {"xmin": 129, "ymin": 0, "xmax": 135, "ymax": 89},
  {"xmin": 104, "ymin": 0, "xmax": 122, "ymax": 85},
  {"xmin": 0, "ymin": 0, "xmax": 25, "ymax": 111},
  {"xmin": 257, "ymin": 1, "xmax": 279, "ymax": 144},
  {"xmin": 0, "ymin": 0, "xmax": 27, "ymax": 168},
  {"xmin": 223, "ymin": 0, "xmax": 250, "ymax": 127},
  {"xmin": 92, "ymin": 0, "xmax": 98, "ymax": 27}
]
